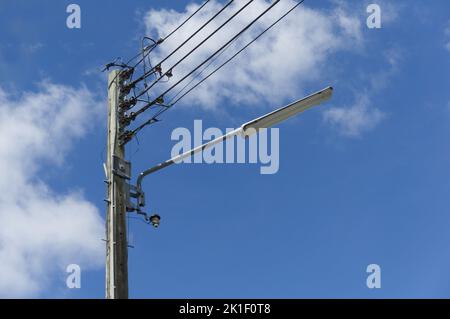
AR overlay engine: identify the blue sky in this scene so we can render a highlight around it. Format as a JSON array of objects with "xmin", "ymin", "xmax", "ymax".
[{"xmin": 0, "ymin": 0, "xmax": 450, "ymax": 298}]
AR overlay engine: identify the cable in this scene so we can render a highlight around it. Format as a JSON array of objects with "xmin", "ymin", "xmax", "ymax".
[
  {"xmin": 170, "ymin": 0, "xmax": 306, "ymax": 107},
  {"xmin": 131, "ymin": 39, "xmax": 159, "ymax": 69},
  {"xmin": 125, "ymin": 39, "xmax": 158, "ymax": 68},
  {"xmin": 113, "ymin": 1, "xmax": 211, "ymax": 77},
  {"xmin": 141, "ymin": 37, "xmax": 156, "ymax": 101},
  {"xmin": 121, "ymin": 0, "xmax": 211, "ymax": 73},
  {"xmin": 126, "ymin": 0, "xmax": 211, "ymax": 70},
  {"xmin": 130, "ymin": 0, "xmax": 306, "ymax": 137},
  {"xmin": 129, "ymin": 0, "xmax": 280, "ymax": 122},
  {"xmin": 163, "ymin": 0, "xmax": 211, "ymax": 41},
  {"xmin": 168, "ymin": 38, "xmax": 237, "ymax": 104},
  {"xmin": 132, "ymin": 0, "xmax": 250, "ymax": 98},
  {"xmin": 130, "ymin": 117, "xmax": 160, "ymax": 137},
  {"xmin": 129, "ymin": 0, "xmax": 235, "ymax": 88}
]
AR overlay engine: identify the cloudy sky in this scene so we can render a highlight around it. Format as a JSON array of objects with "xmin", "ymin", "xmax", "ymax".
[{"xmin": 0, "ymin": 0, "xmax": 449, "ymax": 298}]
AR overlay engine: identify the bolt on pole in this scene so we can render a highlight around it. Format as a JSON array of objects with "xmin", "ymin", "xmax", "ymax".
[{"xmin": 106, "ymin": 70, "xmax": 129, "ymax": 299}]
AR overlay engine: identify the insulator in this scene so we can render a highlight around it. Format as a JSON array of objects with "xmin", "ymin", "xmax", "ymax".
[
  {"xmin": 119, "ymin": 68, "xmax": 134, "ymax": 81},
  {"xmin": 119, "ymin": 97, "xmax": 137, "ymax": 111}
]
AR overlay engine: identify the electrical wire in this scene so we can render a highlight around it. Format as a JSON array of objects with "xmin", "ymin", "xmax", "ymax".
[
  {"xmin": 129, "ymin": 0, "xmax": 235, "ymax": 88},
  {"xmin": 124, "ymin": 0, "xmax": 212, "ymax": 70},
  {"xmin": 131, "ymin": 39, "xmax": 158, "ymax": 69},
  {"xmin": 129, "ymin": 0, "xmax": 280, "ymax": 122},
  {"xmin": 168, "ymin": 38, "xmax": 237, "ymax": 104},
  {"xmin": 141, "ymin": 37, "xmax": 156, "ymax": 101},
  {"xmin": 130, "ymin": 0, "xmax": 305, "ymax": 136},
  {"xmin": 132, "ymin": 0, "xmax": 251, "ymax": 98},
  {"xmin": 162, "ymin": 0, "xmax": 211, "ymax": 41},
  {"xmin": 129, "ymin": 117, "xmax": 159, "ymax": 137},
  {"xmin": 112, "ymin": 0, "xmax": 234, "ymax": 119},
  {"xmin": 125, "ymin": 39, "xmax": 158, "ymax": 68},
  {"xmin": 170, "ymin": 0, "xmax": 306, "ymax": 107}
]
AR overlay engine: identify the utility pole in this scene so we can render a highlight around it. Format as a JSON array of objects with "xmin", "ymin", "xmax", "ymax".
[
  {"xmin": 101, "ymin": 0, "xmax": 312, "ymax": 299},
  {"xmin": 106, "ymin": 70, "xmax": 131, "ymax": 299}
]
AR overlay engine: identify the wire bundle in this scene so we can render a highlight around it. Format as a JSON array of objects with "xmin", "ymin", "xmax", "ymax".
[{"xmin": 106, "ymin": 0, "xmax": 306, "ymax": 144}]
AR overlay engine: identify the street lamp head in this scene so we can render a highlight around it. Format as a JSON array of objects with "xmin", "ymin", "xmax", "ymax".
[
  {"xmin": 241, "ymin": 86, "xmax": 333, "ymax": 136},
  {"xmin": 149, "ymin": 214, "xmax": 161, "ymax": 228}
]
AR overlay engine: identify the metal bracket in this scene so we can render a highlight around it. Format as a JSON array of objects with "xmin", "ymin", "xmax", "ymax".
[
  {"xmin": 119, "ymin": 97, "xmax": 137, "ymax": 112},
  {"xmin": 119, "ymin": 131, "xmax": 134, "ymax": 146},
  {"xmin": 119, "ymin": 68, "xmax": 134, "ymax": 82},
  {"xmin": 112, "ymin": 156, "xmax": 131, "ymax": 180},
  {"xmin": 125, "ymin": 183, "xmax": 136, "ymax": 212},
  {"xmin": 125, "ymin": 183, "xmax": 145, "ymax": 212},
  {"xmin": 129, "ymin": 184, "xmax": 139, "ymax": 199},
  {"xmin": 137, "ymin": 188, "xmax": 145, "ymax": 208}
]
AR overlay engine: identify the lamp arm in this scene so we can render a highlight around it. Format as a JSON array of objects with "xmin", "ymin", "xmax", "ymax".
[{"xmin": 134, "ymin": 86, "xmax": 333, "ymax": 209}]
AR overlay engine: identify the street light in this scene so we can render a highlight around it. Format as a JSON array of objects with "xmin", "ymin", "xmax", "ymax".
[
  {"xmin": 132, "ymin": 86, "xmax": 333, "ymax": 218},
  {"xmin": 242, "ymin": 86, "xmax": 333, "ymax": 136}
]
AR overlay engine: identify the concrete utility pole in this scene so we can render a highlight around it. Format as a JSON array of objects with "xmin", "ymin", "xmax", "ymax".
[
  {"xmin": 106, "ymin": 70, "xmax": 130, "ymax": 299},
  {"xmin": 99, "ymin": 0, "xmax": 316, "ymax": 300}
]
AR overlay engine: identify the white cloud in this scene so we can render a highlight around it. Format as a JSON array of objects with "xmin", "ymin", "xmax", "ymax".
[
  {"xmin": 445, "ymin": 22, "xmax": 450, "ymax": 36},
  {"xmin": 322, "ymin": 46, "xmax": 401, "ymax": 138},
  {"xmin": 22, "ymin": 42, "xmax": 44, "ymax": 54},
  {"xmin": 369, "ymin": 48, "xmax": 402, "ymax": 91},
  {"xmin": 444, "ymin": 21, "xmax": 450, "ymax": 52},
  {"xmin": 323, "ymin": 94, "xmax": 385, "ymax": 138},
  {"xmin": 0, "ymin": 82, "xmax": 104, "ymax": 297},
  {"xmin": 143, "ymin": 0, "xmax": 363, "ymax": 110}
]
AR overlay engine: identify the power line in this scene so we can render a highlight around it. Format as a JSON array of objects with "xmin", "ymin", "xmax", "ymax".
[
  {"xmin": 129, "ymin": 0, "xmax": 235, "ymax": 88},
  {"xmin": 170, "ymin": 0, "xmax": 307, "ymax": 107},
  {"xmin": 130, "ymin": 0, "xmax": 280, "ymax": 120},
  {"xmin": 130, "ymin": 38, "xmax": 160, "ymax": 70},
  {"xmin": 168, "ymin": 39, "xmax": 237, "ymax": 104},
  {"xmin": 125, "ymin": 0, "xmax": 211, "ymax": 69},
  {"xmin": 122, "ymin": 0, "xmax": 282, "ymax": 138},
  {"xmin": 132, "ymin": 0, "xmax": 253, "ymax": 100},
  {"xmin": 125, "ymin": 38, "xmax": 159, "ymax": 68},
  {"xmin": 163, "ymin": 0, "xmax": 211, "ymax": 41},
  {"xmin": 141, "ymin": 37, "xmax": 159, "ymax": 101},
  {"xmin": 129, "ymin": 0, "xmax": 306, "ymax": 138}
]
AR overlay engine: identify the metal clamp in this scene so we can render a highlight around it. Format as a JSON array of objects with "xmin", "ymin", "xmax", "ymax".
[{"xmin": 112, "ymin": 156, "xmax": 131, "ymax": 180}]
